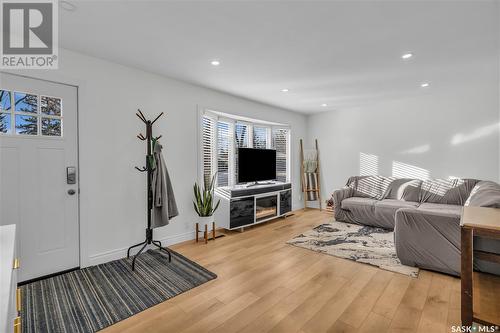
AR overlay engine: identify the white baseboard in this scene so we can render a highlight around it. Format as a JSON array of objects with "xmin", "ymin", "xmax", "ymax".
[{"xmin": 86, "ymin": 230, "xmax": 195, "ymax": 267}]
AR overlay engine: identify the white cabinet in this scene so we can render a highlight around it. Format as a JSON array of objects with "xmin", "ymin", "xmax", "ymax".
[{"xmin": 0, "ymin": 225, "xmax": 20, "ymax": 333}]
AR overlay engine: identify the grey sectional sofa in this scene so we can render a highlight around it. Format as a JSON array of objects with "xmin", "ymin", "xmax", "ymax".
[{"xmin": 332, "ymin": 176, "xmax": 500, "ymax": 276}]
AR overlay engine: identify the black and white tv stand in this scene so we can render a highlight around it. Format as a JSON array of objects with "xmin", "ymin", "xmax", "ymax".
[{"xmin": 214, "ymin": 182, "xmax": 292, "ymax": 231}]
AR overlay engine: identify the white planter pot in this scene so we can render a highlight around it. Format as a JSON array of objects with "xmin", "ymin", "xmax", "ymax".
[{"xmin": 198, "ymin": 216, "xmax": 215, "ymax": 231}]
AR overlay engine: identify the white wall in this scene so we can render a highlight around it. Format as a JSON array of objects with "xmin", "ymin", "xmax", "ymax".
[
  {"xmin": 307, "ymin": 61, "xmax": 500, "ymax": 203},
  {"xmin": 12, "ymin": 49, "xmax": 308, "ymax": 267}
]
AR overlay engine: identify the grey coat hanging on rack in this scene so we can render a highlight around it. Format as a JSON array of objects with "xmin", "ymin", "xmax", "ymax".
[{"xmin": 151, "ymin": 141, "xmax": 178, "ymax": 228}]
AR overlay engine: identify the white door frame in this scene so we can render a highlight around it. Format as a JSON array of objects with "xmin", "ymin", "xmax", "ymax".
[{"xmin": 0, "ymin": 70, "xmax": 91, "ymax": 268}]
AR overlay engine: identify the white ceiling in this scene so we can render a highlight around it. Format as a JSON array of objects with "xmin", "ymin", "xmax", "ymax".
[{"xmin": 60, "ymin": 1, "xmax": 499, "ymax": 114}]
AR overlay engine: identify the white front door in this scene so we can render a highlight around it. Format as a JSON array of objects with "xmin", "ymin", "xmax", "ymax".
[{"xmin": 0, "ymin": 73, "xmax": 79, "ymax": 282}]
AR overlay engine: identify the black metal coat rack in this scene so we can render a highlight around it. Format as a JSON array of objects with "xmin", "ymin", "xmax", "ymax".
[{"xmin": 127, "ymin": 109, "xmax": 172, "ymax": 271}]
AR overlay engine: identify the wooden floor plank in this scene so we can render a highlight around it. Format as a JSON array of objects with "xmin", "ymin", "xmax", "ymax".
[
  {"xmin": 372, "ymin": 274, "xmax": 411, "ymax": 320},
  {"xmin": 416, "ymin": 274, "xmax": 453, "ymax": 333},
  {"xmin": 210, "ymin": 286, "xmax": 293, "ymax": 333},
  {"xmin": 327, "ymin": 320, "xmax": 358, "ymax": 333},
  {"xmin": 238, "ymin": 280, "xmax": 325, "ymax": 333},
  {"xmin": 100, "ymin": 209, "xmax": 500, "ymax": 333},
  {"xmin": 269, "ymin": 275, "xmax": 348, "ymax": 333},
  {"xmin": 180, "ymin": 292, "xmax": 260, "ymax": 333},
  {"xmin": 388, "ymin": 270, "xmax": 433, "ymax": 332},
  {"xmin": 302, "ymin": 265, "xmax": 378, "ymax": 333},
  {"xmin": 338, "ymin": 269, "xmax": 394, "ymax": 328},
  {"xmin": 358, "ymin": 312, "xmax": 392, "ymax": 333}
]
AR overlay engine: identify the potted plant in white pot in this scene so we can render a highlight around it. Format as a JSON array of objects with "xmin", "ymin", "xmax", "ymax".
[{"xmin": 193, "ymin": 174, "xmax": 220, "ymax": 240}]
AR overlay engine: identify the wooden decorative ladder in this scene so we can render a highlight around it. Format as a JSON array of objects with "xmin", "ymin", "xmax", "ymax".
[{"xmin": 300, "ymin": 139, "xmax": 322, "ymax": 210}]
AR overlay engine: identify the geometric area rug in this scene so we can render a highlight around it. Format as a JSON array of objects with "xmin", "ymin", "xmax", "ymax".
[
  {"xmin": 21, "ymin": 249, "xmax": 217, "ymax": 333},
  {"xmin": 287, "ymin": 221, "xmax": 419, "ymax": 278}
]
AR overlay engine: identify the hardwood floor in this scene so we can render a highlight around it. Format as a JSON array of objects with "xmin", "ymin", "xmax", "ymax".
[{"xmin": 102, "ymin": 209, "xmax": 500, "ymax": 333}]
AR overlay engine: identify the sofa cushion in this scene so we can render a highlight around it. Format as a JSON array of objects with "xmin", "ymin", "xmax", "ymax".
[
  {"xmin": 347, "ymin": 175, "xmax": 387, "ymax": 199},
  {"xmin": 380, "ymin": 177, "xmax": 396, "ymax": 198},
  {"xmin": 381, "ymin": 178, "xmax": 422, "ymax": 201},
  {"xmin": 465, "ymin": 180, "xmax": 500, "ymax": 208},
  {"xmin": 341, "ymin": 197, "xmax": 378, "ymax": 210},
  {"xmin": 419, "ymin": 178, "xmax": 479, "ymax": 205},
  {"xmin": 417, "ymin": 203, "xmax": 462, "ymax": 217},
  {"xmin": 374, "ymin": 199, "xmax": 420, "ymax": 230}
]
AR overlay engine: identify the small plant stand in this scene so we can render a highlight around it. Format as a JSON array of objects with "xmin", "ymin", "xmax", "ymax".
[{"xmin": 196, "ymin": 222, "xmax": 216, "ymax": 244}]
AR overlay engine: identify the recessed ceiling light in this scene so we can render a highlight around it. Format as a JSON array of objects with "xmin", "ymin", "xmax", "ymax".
[
  {"xmin": 281, "ymin": 88, "xmax": 289, "ymax": 92},
  {"xmin": 321, "ymin": 103, "xmax": 328, "ymax": 107},
  {"xmin": 420, "ymin": 82, "xmax": 430, "ymax": 88},
  {"xmin": 402, "ymin": 53, "xmax": 413, "ymax": 59},
  {"xmin": 60, "ymin": 0, "xmax": 77, "ymax": 11},
  {"xmin": 210, "ymin": 60, "xmax": 220, "ymax": 66}
]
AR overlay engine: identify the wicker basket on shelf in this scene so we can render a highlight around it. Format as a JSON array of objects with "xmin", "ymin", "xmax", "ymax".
[{"xmin": 325, "ymin": 197, "xmax": 334, "ymax": 214}]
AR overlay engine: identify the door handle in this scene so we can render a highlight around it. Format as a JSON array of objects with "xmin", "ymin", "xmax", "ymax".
[{"xmin": 68, "ymin": 189, "xmax": 76, "ymax": 195}]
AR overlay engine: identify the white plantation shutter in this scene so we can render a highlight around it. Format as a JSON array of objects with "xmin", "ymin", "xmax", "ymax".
[
  {"xmin": 272, "ymin": 128, "xmax": 290, "ymax": 182},
  {"xmin": 234, "ymin": 123, "xmax": 249, "ymax": 184},
  {"xmin": 217, "ymin": 120, "xmax": 234, "ymax": 187},
  {"xmin": 235, "ymin": 123, "xmax": 249, "ymax": 148},
  {"xmin": 253, "ymin": 126, "xmax": 269, "ymax": 149},
  {"xmin": 201, "ymin": 115, "xmax": 216, "ymax": 188},
  {"xmin": 200, "ymin": 110, "xmax": 290, "ymax": 188}
]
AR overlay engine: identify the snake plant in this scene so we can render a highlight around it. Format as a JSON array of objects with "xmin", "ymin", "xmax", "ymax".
[{"xmin": 193, "ymin": 174, "xmax": 220, "ymax": 217}]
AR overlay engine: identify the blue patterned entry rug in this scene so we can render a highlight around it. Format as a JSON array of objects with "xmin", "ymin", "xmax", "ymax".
[
  {"xmin": 287, "ymin": 221, "xmax": 419, "ymax": 277},
  {"xmin": 21, "ymin": 249, "xmax": 217, "ymax": 333}
]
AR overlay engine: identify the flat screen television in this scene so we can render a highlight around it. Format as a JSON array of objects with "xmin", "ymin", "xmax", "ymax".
[{"xmin": 238, "ymin": 148, "xmax": 276, "ymax": 183}]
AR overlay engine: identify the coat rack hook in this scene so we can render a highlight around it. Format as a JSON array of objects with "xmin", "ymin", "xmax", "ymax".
[
  {"xmin": 155, "ymin": 135, "xmax": 162, "ymax": 140},
  {"xmin": 137, "ymin": 133, "xmax": 146, "ymax": 141},
  {"xmin": 151, "ymin": 112, "xmax": 164, "ymax": 124},
  {"xmin": 137, "ymin": 109, "xmax": 147, "ymax": 122},
  {"xmin": 135, "ymin": 166, "xmax": 147, "ymax": 172},
  {"xmin": 136, "ymin": 113, "xmax": 147, "ymax": 124}
]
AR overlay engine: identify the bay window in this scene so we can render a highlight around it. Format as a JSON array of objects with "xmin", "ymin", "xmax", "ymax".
[{"xmin": 200, "ymin": 110, "xmax": 290, "ymax": 188}]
